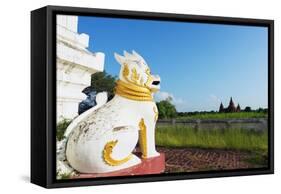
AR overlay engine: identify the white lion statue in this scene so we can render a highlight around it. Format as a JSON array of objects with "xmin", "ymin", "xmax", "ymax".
[{"xmin": 65, "ymin": 50, "xmax": 161, "ymax": 173}]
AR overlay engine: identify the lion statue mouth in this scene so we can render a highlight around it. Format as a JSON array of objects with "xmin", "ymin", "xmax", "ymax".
[
  {"xmin": 150, "ymin": 75, "xmax": 161, "ymax": 92},
  {"xmin": 152, "ymin": 80, "xmax": 160, "ymax": 85}
]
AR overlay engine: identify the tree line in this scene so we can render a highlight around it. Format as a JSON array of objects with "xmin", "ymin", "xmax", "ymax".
[{"xmin": 90, "ymin": 71, "xmax": 267, "ymax": 119}]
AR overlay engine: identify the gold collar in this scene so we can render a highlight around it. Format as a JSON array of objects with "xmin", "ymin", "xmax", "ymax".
[{"xmin": 115, "ymin": 80, "xmax": 153, "ymax": 101}]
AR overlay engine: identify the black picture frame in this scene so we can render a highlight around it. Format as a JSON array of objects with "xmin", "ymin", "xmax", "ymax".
[{"xmin": 31, "ymin": 5, "xmax": 274, "ymax": 188}]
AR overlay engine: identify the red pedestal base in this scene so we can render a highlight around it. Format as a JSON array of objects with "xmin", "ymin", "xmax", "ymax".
[{"xmin": 72, "ymin": 153, "xmax": 165, "ymax": 179}]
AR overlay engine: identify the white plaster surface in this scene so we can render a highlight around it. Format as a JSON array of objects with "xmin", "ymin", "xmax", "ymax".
[{"xmin": 56, "ymin": 15, "xmax": 105, "ymax": 121}]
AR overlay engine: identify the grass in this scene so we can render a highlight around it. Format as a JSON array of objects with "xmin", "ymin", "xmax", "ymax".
[
  {"xmin": 176, "ymin": 112, "xmax": 267, "ymax": 120},
  {"xmin": 56, "ymin": 172, "xmax": 72, "ymax": 180},
  {"xmin": 156, "ymin": 125, "xmax": 268, "ymax": 151},
  {"xmin": 57, "ymin": 118, "xmax": 72, "ymax": 141}
]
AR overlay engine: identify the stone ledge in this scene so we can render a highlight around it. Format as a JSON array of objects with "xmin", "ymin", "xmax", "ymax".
[{"xmin": 57, "ymin": 42, "xmax": 105, "ymax": 73}]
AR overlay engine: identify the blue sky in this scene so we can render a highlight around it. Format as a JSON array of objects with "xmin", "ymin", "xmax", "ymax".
[{"xmin": 78, "ymin": 16, "xmax": 268, "ymax": 112}]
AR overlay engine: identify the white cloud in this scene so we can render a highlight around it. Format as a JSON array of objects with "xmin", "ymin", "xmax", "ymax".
[
  {"xmin": 154, "ymin": 91, "xmax": 186, "ymax": 108},
  {"xmin": 208, "ymin": 94, "xmax": 221, "ymax": 110},
  {"xmin": 154, "ymin": 91, "xmax": 172, "ymax": 102},
  {"xmin": 209, "ymin": 94, "xmax": 221, "ymax": 104}
]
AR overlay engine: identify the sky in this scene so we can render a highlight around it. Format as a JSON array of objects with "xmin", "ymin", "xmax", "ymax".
[{"xmin": 78, "ymin": 16, "xmax": 268, "ymax": 112}]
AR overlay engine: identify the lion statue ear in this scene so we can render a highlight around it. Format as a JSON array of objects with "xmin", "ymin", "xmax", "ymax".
[
  {"xmin": 114, "ymin": 52, "xmax": 126, "ymax": 65},
  {"xmin": 132, "ymin": 50, "xmax": 145, "ymax": 62},
  {"xmin": 123, "ymin": 50, "xmax": 135, "ymax": 60}
]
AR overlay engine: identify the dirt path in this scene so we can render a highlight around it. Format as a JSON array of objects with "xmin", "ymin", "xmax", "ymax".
[{"xmin": 156, "ymin": 147, "xmax": 264, "ymax": 173}]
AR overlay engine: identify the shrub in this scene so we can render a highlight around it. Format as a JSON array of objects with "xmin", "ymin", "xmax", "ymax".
[
  {"xmin": 156, "ymin": 100, "xmax": 177, "ymax": 119},
  {"xmin": 57, "ymin": 118, "xmax": 72, "ymax": 141}
]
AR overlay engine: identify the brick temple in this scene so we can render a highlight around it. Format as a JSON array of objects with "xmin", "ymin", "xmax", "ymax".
[{"xmin": 219, "ymin": 97, "xmax": 241, "ymax": 113}]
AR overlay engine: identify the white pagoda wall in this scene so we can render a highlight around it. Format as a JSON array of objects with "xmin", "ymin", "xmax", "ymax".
[{"xmin": 56, "ymin": 15, "xmax": 105, "ymax": 122}]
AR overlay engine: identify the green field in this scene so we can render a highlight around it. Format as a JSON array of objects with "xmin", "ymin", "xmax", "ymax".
[
  {"xmin": 156, "ymin": 125, "xmax": 268, "ymax": 151},
  {"xmin": 176, "ymin": 112, "xmax": 267, "ymax": 120}
]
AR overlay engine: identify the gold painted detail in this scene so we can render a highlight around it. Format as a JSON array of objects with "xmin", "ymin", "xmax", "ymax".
[
  {"xmin": 140, "ymin": 77, "xmax": 144, "ymax": 85},
  {"xmin": 145, "ymin": 68, "xmax": 151, "ymax": 76},
  {"xmin": 115, "ymin": 80, "xmax": 153, "ymax": 101},
  {"xmin": 122, "ymin": 63, "xmax": 130, "ymax": 78},
  {"xmin": 103, "ymin": 140, "xmax": 133, "ymax": 166},
  {"xmin": 123, "ymin": 63, "xmax": 153, "ymax": 89},
  {"xmin": 153, "ymin": 106, "xmax": 158, "ymax": 122},
  {"xmin": 144, "ymin": 67, "xmax": 153, "ymax": 88},
  {"xmin": 138, "ymin": 118, "xmax": 148, "ymax": 158},
  {"xmin": 131, "ymin": 67, "xmax": 140, "ymax": 84},
  {"xmin": 123, "ymin": 63, "xmax": 141, "ymax": 85}
]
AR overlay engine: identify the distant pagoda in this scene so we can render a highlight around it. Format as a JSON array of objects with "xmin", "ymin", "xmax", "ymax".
[
  {"xmin": 236, "ymin": 104, "xmax": 241, "ymax": 112},
  {"xmin": 219, "ymin": 97, "xmax": 241, "ymax": 113},
  {"xmin": 219, "ymin": 102, "xmax": 224, "ymax": 112}
]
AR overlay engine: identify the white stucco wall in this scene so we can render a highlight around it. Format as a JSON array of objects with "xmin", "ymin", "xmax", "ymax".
[{"xmin": 56, "ymin": 15, "xmax": 105, "ymax": 122}]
